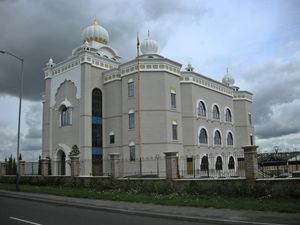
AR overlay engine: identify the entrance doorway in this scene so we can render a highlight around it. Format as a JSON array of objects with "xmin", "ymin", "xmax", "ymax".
[
  {"xmin": 187, "ymin": 157, "xmax": 193, "ymax": 175},
  {"xmin": 57, "ymin": 150, "xmax": 66, "ymax": 175}
]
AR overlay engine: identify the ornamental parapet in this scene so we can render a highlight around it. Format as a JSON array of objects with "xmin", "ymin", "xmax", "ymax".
[
  {"xmin": 233, "ymin": 91, "xmax": 253, "ymax": 102},
  {"xmin": 180, "ymin": 75, "xmax": 234, "ymax": 97}
]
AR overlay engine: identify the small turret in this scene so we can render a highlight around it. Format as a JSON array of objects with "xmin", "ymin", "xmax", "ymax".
[{"xmin": 46, "ymin": 58, "xmax": 55, "ymax": 68}]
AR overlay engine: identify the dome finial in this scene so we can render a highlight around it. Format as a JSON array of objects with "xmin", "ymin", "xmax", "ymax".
[
  {"xmin": 82, "ymin": 19, "xmax": 109, "ymax": 44},
  {"xmin": 222, "ymin": 67, "xmax": 235, "ymax": 87},
  {"xmin": 46, "ymin": 57, "xmax": 55, "ymax": 68},
  {"xmin": 92, "ymin": 19, "xmax": 98, "ymax": 26},
  {"xmin": 140, "ymin": 31, "xmax": 158, "ymax": 54},
  {"xmin": 185, "ymin": 63, "xmax": 194, "ymax": 72}
]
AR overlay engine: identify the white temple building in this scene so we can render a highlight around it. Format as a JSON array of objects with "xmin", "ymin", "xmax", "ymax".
[{"xmin": 42, "ymin": 20, "xmax": 255, "ymax": 176}]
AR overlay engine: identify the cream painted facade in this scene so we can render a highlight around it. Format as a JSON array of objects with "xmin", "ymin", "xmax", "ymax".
[{"xmin": 42, "ymin": 21, "xmax": 255, "ymax": 176}]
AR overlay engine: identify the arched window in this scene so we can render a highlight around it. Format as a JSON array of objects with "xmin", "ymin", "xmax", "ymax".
[
  {"xmin": 228, "ymin": 156, "xmax": 235, "ymax": 169},
  {"xmin": 216, "ymin": 156, "xmax": 223, "ymax": 170},
  {"xmin": 197, "ymin": 101, "xmax": 206, "ymax": 117},
  {"xmin": 199, "ymin": 128, "xmax": 208, "ymax": 144},
  {"xmin": 214, "ymin": 130, "xmax": 221, "ymax": 145},
  {"xmin": 212, "ymin": 105, "xmax": 220, "ymax": 119},
  {"xmin": 60, "ymin": 105, "xmax": 72, "ymax": 126},
  {"xmin": 200, "ymin": 155, "xmax": 208, "ymax": 171},
  {"xmin": 109, "ymin": 131, "xmax": 115, "ymax": 144},
  {"xmin": 225, "ymin": 108, "xmax": 232, "ymax": 122},
  {"xmin": 227, "ymin": 132, "xmax": 233, "ymax": 146}
]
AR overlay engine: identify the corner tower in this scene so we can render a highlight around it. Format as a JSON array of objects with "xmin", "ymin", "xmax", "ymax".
[{"xmin": 42, "ymin": 20, "xmax": 120, "ymax": 176}]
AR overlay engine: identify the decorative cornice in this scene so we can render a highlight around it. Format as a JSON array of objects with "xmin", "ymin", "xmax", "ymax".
[
  {"xmin": 180, "ymin": 76, "xmax": 234, "ymax": 97},
  {"xmin": 44, "ymin": 53, "xmax": 119, "ymax": 79},
  {"xmin": 104, "ymin": 62, "xmax": 181, "ymax": 84}
]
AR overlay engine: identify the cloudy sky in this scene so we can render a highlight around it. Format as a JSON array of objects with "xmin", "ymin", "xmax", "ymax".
[{"xmin": 0, "ymin": 0, "xmax": 299, "ymax": 161}]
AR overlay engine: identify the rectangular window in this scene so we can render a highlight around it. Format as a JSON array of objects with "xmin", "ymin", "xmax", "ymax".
[
  {"xmin": 171, "ymin": 93, "xmax": 176, "ymax": 108},
  {"xmin": 129, "ymin": 113, "xmax": 135, "ymax": 129},
  {"xmin": 128, "ymin": 82, "xmax": 134, "ymax": 97},
  {"xmin": 172, "ymin": 124, "xmax": 178, "ymax": 140},
  {"xmin": 250, "ymin": 135, "xmax": 253, "ymax": 145},
  {"xmin": 109, "ymin": 135, "xmax": 115, "ymax": 144},
  {"xmin": 248, "ymin": 113, "xmax": 252, "ymax": 125},
  {"xmin": 129, "ymin": 146, "xmax": 135, "ymax": 161}
]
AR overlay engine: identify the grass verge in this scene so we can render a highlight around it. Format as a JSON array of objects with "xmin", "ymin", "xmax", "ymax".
[{"xmin": 0, "ymin": 183, "xmax": 299, "ymax": 213}]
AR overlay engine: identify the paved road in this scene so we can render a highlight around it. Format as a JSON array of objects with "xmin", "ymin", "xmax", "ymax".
[
  {"xmin": 0, "ymin": 196, "xmax": 204, "ymax": 225},
  {"xmin": 1, "ymin": 190, "xmax": 299, "ymax": 225}
]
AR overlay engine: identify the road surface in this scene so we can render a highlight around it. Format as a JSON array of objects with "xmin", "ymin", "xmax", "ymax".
[{"xmin": 0, "ymin": 196, "xmax": 204, "ymax": 225}]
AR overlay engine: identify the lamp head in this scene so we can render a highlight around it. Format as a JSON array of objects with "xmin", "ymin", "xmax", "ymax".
[{"xmin": 0, "ymin": 50, "xmax": 5, "ymax": 54}]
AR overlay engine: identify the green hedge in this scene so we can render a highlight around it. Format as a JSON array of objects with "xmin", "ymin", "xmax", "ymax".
[{"xmin": 1, "ymin": 176, "xmax": 299, "ymax": 199}]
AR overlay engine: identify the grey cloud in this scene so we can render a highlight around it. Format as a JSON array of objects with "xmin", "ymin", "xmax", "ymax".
[
  {"xmin": 242, "ymin": 52, "xmax": 300, "ymax": 139},
  {"xmin": 25, "ymin": 102, "xmax": 42, "ymax": 139},
  {"xmin": 142, "ymin": 0, "xmax": 206, "ymax": 20},
  {"xmin": 255, "ymin": 102, "xmax": 300, "ymax": 139},
  {"xmin": 0, "ymin": 121, "xmax": 18, "ymax": 160},
  {"xmin": 0, "ymin": 102, "xmax": 42, "ymax": 161},
  {"xmin": 0, "ymin": 112, "xmax": 42, "ymax": 161},
  {"xmin": 21, "ymin": 140, "xmax": 42, "ymax": 152}
]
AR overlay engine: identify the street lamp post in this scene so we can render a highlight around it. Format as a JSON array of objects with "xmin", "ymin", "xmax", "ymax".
[
  {"xmin": 0, "ymin": 50, "xmax": 24, "ymax": 191},
  {"xmin": 274, "ymin": 146, "xmax": 279, "ymax": 178}
]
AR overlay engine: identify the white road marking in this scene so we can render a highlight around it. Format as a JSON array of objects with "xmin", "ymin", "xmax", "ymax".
[{"xmin": 9, "ymin": 217, "xmax": 42, "ymax": 225}]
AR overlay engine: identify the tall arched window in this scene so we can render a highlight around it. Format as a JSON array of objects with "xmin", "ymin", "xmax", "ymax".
[
  {"xmin": 228, "ymin": 156, "xmax": 235, "ymax": 169},
  {"xmin": 216, "ymin": 156, "xmax": 223, "ymax": 170},
  {"xmin": 200, "ymin": 155, "xmax": 208, "ymax": 171},
  {"xmin": 92, "ymin": 88, "xmax": 103, "ymax": 176},
  {"xmin": 199, "ymin": 128, "xmax": 208, "ymax": 144},
  {"xmin": 212, "ymin": 105, "xmax": 220, "ymax": 119},
  {"xmin": 214, "ymin": 130, "xmax": 222, "ymax": 145},
  {"xmin": 92, "ymin": 89, "xmax": 102, "ymax": 117},
  {"xmin": 197, "ymin": 101, "xmax": 206, "ymax": 117},
  {"xmin": 227, "ymin": 132, "xmax": 233, "ymax": 146},
  {"xmin": 225, "ymin": 108, "xmax": 232, "ymax": 122}
]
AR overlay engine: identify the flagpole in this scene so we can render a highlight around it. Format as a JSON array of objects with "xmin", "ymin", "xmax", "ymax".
[{"xmin": 136, "ymin": 33, "xmax": 142, "ymax": 177}]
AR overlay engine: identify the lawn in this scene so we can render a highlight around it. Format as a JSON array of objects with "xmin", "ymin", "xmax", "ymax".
[{"xmin": 0, "ymin": 183, "xmax": 299, "ymax": 213}]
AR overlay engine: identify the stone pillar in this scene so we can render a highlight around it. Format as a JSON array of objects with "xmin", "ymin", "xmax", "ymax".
[
  {"xmin": 41, "ymin": 158, "xmax": 50, "ymax": 176},
  {"xmin": 109, "ymin": 153, "xmax": 120, "ymax": 178},
  {"xmin": 19, "ymin": 160, "xmax": 25, "ymax": 176},
  {"xmin": 0, "ymin": 162, "xmax": 6, "ymax": 176},
  {"xmin": 164, "ymin": 152, "xmax": 179, "ymax": 179},
  {"xmin": 243, "ymin": 145, "xmax": 259, "ymax": 180},
  {"xmin": 70, "ymin": 156, "xmax": 80, "ymax": 177}
]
